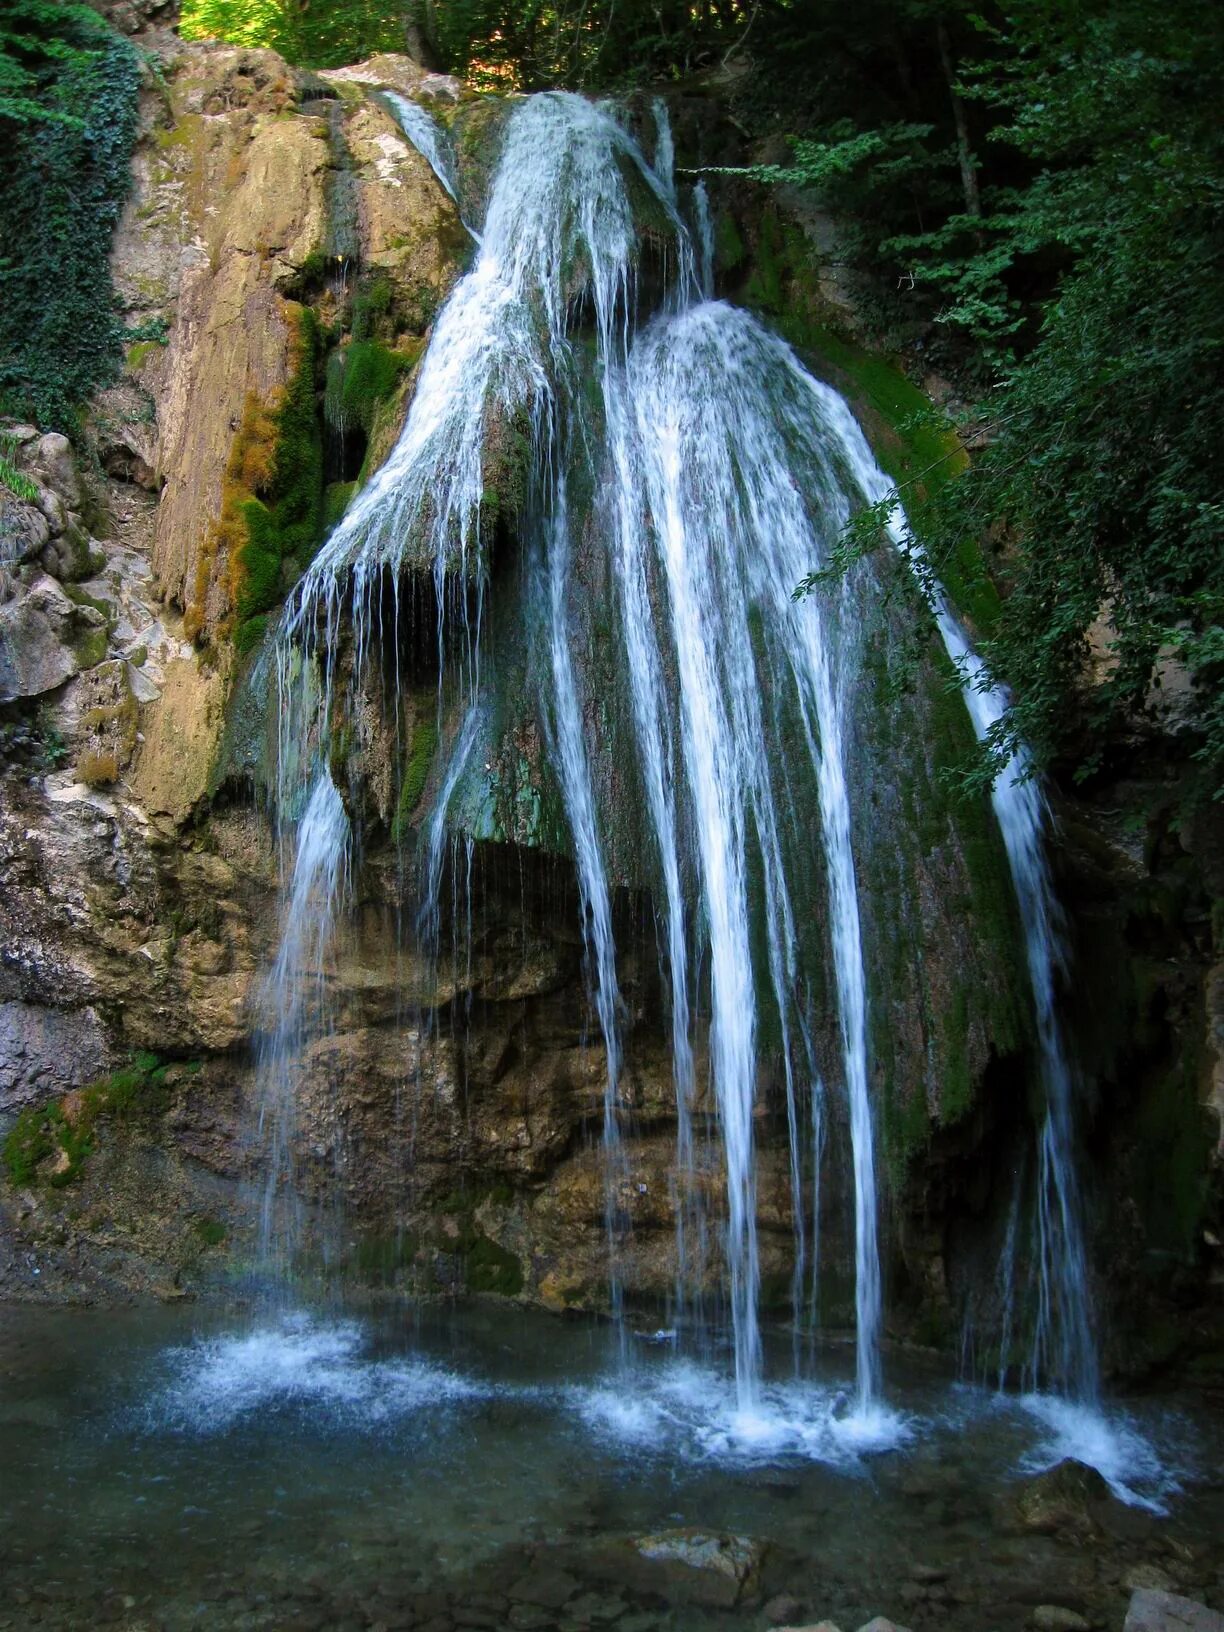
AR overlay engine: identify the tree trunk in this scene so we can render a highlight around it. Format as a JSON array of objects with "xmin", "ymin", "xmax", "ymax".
[{"xmin": 936, "ymin": 16, "xmax": 981, "ymax": 220}]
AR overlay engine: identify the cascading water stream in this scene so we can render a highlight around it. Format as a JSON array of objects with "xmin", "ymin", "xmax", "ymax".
[
  {"xmin": 274, "ymin": 91, "xmax": 892, "ymax": 1415},
  {"xmin": 252, "ymin": 768, "xmax": 350, "ymax": 1284},
  {"xmin": 383, "ymin": 92, "xmax": 478, "ymax": 240},
  {"xmin": 264, "ymin": 86, "xmax": 1100, "ymax": 1435},
  {"xmin": 692, "ymin": 180, "xmax": 715, "ymax": 298},
  {"xmin": 617, "ymin": 303, "xmax": 884, "ymax": 1413},
  {"xmin": 817, "ymin": 391, "xmax": 1100, "ymax": 1403}
]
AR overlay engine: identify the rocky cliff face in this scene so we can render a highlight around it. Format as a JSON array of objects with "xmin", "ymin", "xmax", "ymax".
[{"xmin": 0, "ymin": 30, "xmax": 1219, "ymax": 1388}]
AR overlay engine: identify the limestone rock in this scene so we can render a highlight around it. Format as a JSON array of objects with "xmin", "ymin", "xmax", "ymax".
[
  {"xmin": 145, "ymin": 48, "xmax": 327, "ymax": 617},
  {"xmin": 0, "ymin": 1002, "xmax": 114, "ymax": 1117},
  {"xmin": 319, "ymin": 53, "xmax": 432, "ymax": 97},
  {"xmin": 30, "ymin": 433, "xmax": 81, "ymax": 508},
  {"xmin": 129, "ymin": 656, "xmax": 227, "ymax": 821},
  {"xmin": 764, "ymin": 1595, "xmax": 804, "ymax": 1625},
  {"xmin": 1125, "ymin": 1592, "xmax": 1224, "ymax": 1632},
  {"xmin": 0, "ymin": 573, "xmax": 91, "ymax": 702},
  {"xmin": 1032, "ymin": 1608, "xmax": 1091, "ymax": 1631},
  {"xmin": 1014, "ymin": 1459, "xmax": 1110, "ymax": 1538},
  {"xmin": 1126, "ymin": 1566, "xmax": 1181, "ymax": 1594},
  {"xmin": 623, "ymin": 1529, "xmax": 763, "ymax": 1609},
  {"xmin": 35, "ymin": 487, "xmax": 66, "ymax": 536},
  {"xmin": 344, "ymin": 96, "xmax": 466, "ymax": 316},
  {"xmin": 0, "ymin": 492, "xmax": 51, "ymax": 562}
]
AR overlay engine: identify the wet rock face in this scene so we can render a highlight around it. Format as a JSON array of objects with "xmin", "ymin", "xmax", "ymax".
[{"xmin": 0, "ymin": 1003, "xmax": 115, "ymax": 1117}]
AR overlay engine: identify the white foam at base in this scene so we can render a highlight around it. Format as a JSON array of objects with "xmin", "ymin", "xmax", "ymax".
[
  {"xmin": 146, "ymin": 1315, "xmax": 491, "ymax": 1434},
  {"xmin": 569, "ymin": 1360, "xmax": 912, "ymax": 1466},
  {"xmin": 1017, "ymin": 1391, "xmax": 1181, "ymax": 1512}
]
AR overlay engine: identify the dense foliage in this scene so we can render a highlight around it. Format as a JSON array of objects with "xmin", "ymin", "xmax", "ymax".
[
  {"xmin": 0, "ymin": 2, "xmax": 140, "ymax": 428},
  {"xmin": 180, "ymin": 0, "xmax": 757, "ymax": 83},
  {"xmin": 748, "ymin": 0, "xmax": 1223, "ymax": 801}
]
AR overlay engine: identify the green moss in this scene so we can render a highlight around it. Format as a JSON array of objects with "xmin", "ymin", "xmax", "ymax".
[
  {"xmin": 759, "ymin": 1269, "xmax": 795, "ymax": 1311},
  {"xmin": 194, "ymin": 1217, "xmax": 226, "ymax": 1247},
  {"xmin": 125, "ymin": 340, "xmax": 164, "ymax": 372},
  {"xmin": 324, "ymin": 338, "xmax": 407, "ymax": 435},
  {"xmin": 390, "ymin": 714, "xmax": 440, "ymax": 843},
  {"xmin": 350, "ymin": 274, "xmax": 394, "ymax": 340},
  {"xmin": 714, "ymin": 209, "xmax": 745, "ymax": 273},
  {"xmin": 801, "ymin": 325, "xmax": 999, "ymax": 635},
  {"xmin": 464, "ymin": 1231, "xmax": 523, "ymax": 1295},
  {"xmin": 234, "ymin": 613, "xmax": 269, "ymax": 656},
  {"xmin": 231, "ymin": 307, "xmax": 324, "ymax": 626},
  {"xmin": 744, "ymin": 205, "xmax": 787, "ymax": 313},
  {"xmin": 2, "ymin": 1101, "xmax": 92, "ymax": 1189},
  {"xmin": 323, "ymin": 479, "xmax": 355, "ymax": 530},
  {"xmin": 857, "ymin": 581, "xmax": 1027, "ymax": 1185},
  {"xmin": 351, "ymin": 1228, "xmax": 419, "ymax": 1284},
  {"xmin": 2, "ymin": 1053, "xmax": 173, "ymax": 1189},
  {"xmin": 737, "ymin": 206, "xmax": 999, "ymax": 635},
  {"xmin": 72, "ymin": 626, "xmax": 109, "ymax": 669},
  {"xmin": 1131, "ymin": 1019, "xmax": 1213, "ymax": 1261},
  {"xmin": 62, "ymin": 584, "xmax": 112, "ymax": 620},
  {"xmin": 3, "ymin": 1107, "xmax": 56, "ymax": 1185}
]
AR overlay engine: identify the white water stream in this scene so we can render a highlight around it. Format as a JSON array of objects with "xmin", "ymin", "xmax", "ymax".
[
  {"xmin": 266, "ymin": 90, "xmax": 1098, "ymax": 1431},
  {"xmin": 253, "ymin": 768, "xmax": 350, "ymax": 1279}
]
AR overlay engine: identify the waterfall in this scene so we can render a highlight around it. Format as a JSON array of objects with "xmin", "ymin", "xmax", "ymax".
[
  {"xmin": 384, "ymin": 94, "xmax": 464, "ymax": 215},
  {"xmin": 252, "ymin": 768, "xmax": 350, "ymax": 1282},
  {"xmin": 614, "ymin": 303, "xmax": 883, "ymax": 1411},
  {"xmin": 651, "ymin": 97, "xmax": 676, "ymax": 203},
  {"xmin": 540, "ymin": 467, "xmax": 628, "ymax": 1332},
  {"xmin": 693, "ymin": 180, "xmax": 715, "ymax": 297},
  {"xmin": 275, "ymin": 90, "xmax": 889, "ymax": 1413},
  {"xmin": 266, "ymin": 85, "xmax": 1095, "ymax": 1425},
  {"xmin": 819, "ymin": 399, "xmax": 1099, "ymax": 1402}
]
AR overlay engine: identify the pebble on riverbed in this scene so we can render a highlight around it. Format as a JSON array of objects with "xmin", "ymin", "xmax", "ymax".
[{"xmin": 772, "ymin": 1618, "xmax": 913, "ymax": 1632}]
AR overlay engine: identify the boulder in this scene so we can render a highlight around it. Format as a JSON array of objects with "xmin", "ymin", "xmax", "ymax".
[
  {"xmin": 1032, "ymin": 1608, "xmax": 1091, "ymax": 1631},
  {"xmin": 1126, "ymin": 1566, "xmax": 1181, "ymax": 1595},
  {"xmin": 1014, "ymin": 1459, "xmax": 1110, "ymax": 1538},
  {"xmin": 0, "ymin": 573, "xmax": 90, "ymax": 701},
  {"xmin": 34, "ymin": 487, "xmax": 66, "ymax": 536},
  {"xmin": 0, "ymin": 493, "xmax": 51, "ymax": 562},
  {"xmin": 625, "ymin": 1529, "xmax": 764, "ymax": 1609},
  {"xmin": 1125, "ymin": 1592, "xmax": 1224, "ymax": 1632},
  {"xmin": 31, "ymin": 432, "xmax": 81, "ymax": 508}
]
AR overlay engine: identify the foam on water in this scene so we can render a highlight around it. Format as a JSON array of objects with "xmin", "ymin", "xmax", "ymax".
[
  {"xmin": 1017, "ymin": 1392, "xmax": 1181, "ymax": 1512},
  {"xmin": 569, "ymin": 1359, "xmax": 912, "ymax": 1467},
  {"xmin": 145, "ymin": 1315, "xmax": 490, "ymax": 1435}
]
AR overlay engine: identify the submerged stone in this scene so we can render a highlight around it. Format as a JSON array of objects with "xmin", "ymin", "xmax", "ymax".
[
  {"xmin": 1014, "ymin": 1459, "xmax": 1110, "ymax": 1538},
  {"xmin": 1125, "ymin": 1592, "xmax": 1224, "ymax": 1632},
  {"xmin": 1031, "ymin": 1608, "xmax": 1091, "ymax": 1631}
]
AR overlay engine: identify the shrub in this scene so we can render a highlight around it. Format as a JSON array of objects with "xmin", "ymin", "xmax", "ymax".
[{"xmin": 77, "ymin": 749, "xmax": 119, "ymax": 786}]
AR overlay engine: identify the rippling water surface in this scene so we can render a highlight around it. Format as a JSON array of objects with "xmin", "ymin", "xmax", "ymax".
[{"xmin": 0, "ymin": 1304, "xmax": 1220, "ymax": 1631}]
